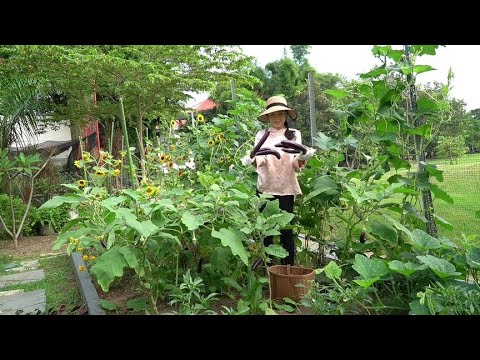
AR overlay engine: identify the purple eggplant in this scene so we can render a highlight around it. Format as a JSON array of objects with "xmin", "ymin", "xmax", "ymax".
[
  {"xmin": 250, "ymin": 130, "xmax": 271, "ymax": 158},
  {"xmin": 255, "ymin": 148, "xmax": 281, "ymax": 159},
  {"xmin": 281, "ymin": 148, "xmax": 302, "ymax": 154},
  {"xmin": 280, "ymin": 140, "xmax": 308, "ymax": 154}
]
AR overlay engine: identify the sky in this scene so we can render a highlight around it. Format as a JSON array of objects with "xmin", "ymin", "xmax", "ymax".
[{"xmin": 189, "ymin": 45, "xmax": 480, "ymax": 112}]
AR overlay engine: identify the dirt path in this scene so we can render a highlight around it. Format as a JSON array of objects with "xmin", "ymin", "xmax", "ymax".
[{"xmin": 0, "ymin": 235, "xmax": 61, "ymax": 259}]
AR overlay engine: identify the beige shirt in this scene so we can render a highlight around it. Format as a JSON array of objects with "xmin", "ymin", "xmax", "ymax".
[{"xmin": 254, "ymin": 127, "xmax": 303, "ymax": 196}]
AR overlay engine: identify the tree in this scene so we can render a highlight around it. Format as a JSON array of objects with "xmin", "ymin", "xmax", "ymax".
[
  {"xmin": 0, "ymin": 77, "xmax": 48, "ymax": 150},
  {"xmin": 290, "ymin": 45, "xmax": 311, "ymax": 65},
  {"xmin": 466, "ymin": 108, "xmax": 480, "ymax": 152},
  {"xmin": 436, "ymin": 135, "xmax": 467, "ymax": 164},
  {"xmin": 2, "ymin": 46, "xmax": 252, "ymax": 178}
]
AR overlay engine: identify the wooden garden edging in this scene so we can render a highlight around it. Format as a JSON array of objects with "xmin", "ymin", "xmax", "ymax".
[{"xmin": 70, "ymin": 252, "xmax": 105, "ymax": 315}]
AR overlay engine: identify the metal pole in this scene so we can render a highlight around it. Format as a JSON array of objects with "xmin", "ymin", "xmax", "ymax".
[
  {"xmin": 404, "ymin": 45, "xmax": 437, "ymax": 236},
  {"xmin": 308, "ymin": 72, "xmax": 316, "ymax": 146}
]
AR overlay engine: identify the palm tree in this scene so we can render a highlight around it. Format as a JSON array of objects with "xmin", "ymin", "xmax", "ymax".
[{"xmin": 0, "ymin": 77, "xmax": 45, "ymax": 150}]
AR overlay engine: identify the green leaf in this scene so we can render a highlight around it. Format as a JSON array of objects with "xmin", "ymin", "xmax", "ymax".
[
  {"xmin": 388, "ymin": 260, "xmax": 426, "ymax": 277},
  {"xmin": 360, "ymin": 67, "xmax": 388, "ymax": 79},
  {"xmin": 274, "ymin": 303, "xmax": 295, "ymax": 313},
  {"xmin": 210, "ymin": 183, "xmax": 221, "ymax": 191},
  {"xmin": 475, "ymin": 210, "xmax": 480, "ymax": 219},
  {"xmin": 411, "ymin": 229, "xmax": 442, "ymax": 251},
  {"xmin": 181, "ymin": 210, "xmax": 205, "ymax": 230},
  {"xmin": 126, "ymin": 298, "xmax": 149, "ymax": 312},
  {"xmin": 122, "ymin": 189, "xmax": 142, "ymax": 201},
  {"xmin": 409, "ymin": 300, "xmax": 431, "ymax": 315},
  {"xmin": 382, "ymin": 214, "xmax": 412, "ymax": 241},
  {"xmin": 404, "ymin": 202, "xmax": 427, "ymax": 223},
  {"xmin": 352, "ymin": 254, "xmax": 389, "ymax": 279},
  {"xmin": 416, "ymin": 97, "xmax": 438, "ymax": 115},
  {"xmin": 413, "ymin": 65, "xmax": 435, "ymax": 75},
  {"xmin": 417, "ymin": 255, "xmax": 461, "ymax": 279},
  {"xmin": 90, "ymin": 246, "xmax": 129, "ymax": 292},
  {"xmin": 38, "ymin": 194, "xmax": 84, "ymax": 210},
  {"xmin": 324, "ymin": 89, "xmax": 349, "ymax": 99},
  {"xmin": 371, "ymin": 220, "xmax": 398, "ymax": 244},
  {"xmin": 323, "ymin": 261, "xmax": 342, "ymax": 281},
  {"xmin": 221, "ymin": 277, "xmax": 243, "ymax": 291},
  {"xmin": 424, "ymin": 164, "xmax": 443, "ymax": 182},
  {"xmin": 211, "ymin": 227, "xmax": 250, "ymax": 266},
  {"xmin": 265, "ymin": 244, "xmax": 288, "ymax": 259},
  {"xmin": 408, "ymin": 124, "xmax": 432, "ymax": 140},
  {"xmin": 139, "ymin": 220, "xmax": 159, "ymax": 238},
  {"xmin": 313, "ymin": 132, "xmax": 340, "ymax": 151},
  {"xmin": 429, "ymin": 183, "xmax": 454, "ymax": 204},
  {"xmin": 156, "ymin": 232, "xmax": 181, "ymax": 246},
  {"xmin": 54, "ymin": 227, "xmax": 92, "ymax": 250},
  {"xmin": 119, "ymin": 247, "xmax": 139, "ymax": 269},
  {"xmin": 466, "ymin": 248, "xmax": 480, "ymax": 269},
  {"xmin": 99, "ymin": 299, "xmax": 119, "ymax": 311},
  {"xmin": 264, "ymin": 308, "xmax": 278, "ymax": 315},
  {"xmin": 433, "ymin": 214, "xmax": 453, "ymax": 231},
  {"xmin": 411, "ymin": 45, "xmax": 438, "ymax": 56},
  {"xmin": 100, "ymin": 196, "xmax": 128, "ymax": 211},
  {"xmin": 353, "ymin": 277, "xmax": 380, "ymax": 288},
  {"xmin": 393, "ymin": 187, "xmax": 420, "ymax": 195}
]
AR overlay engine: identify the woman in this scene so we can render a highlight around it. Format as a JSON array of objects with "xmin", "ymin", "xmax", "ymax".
[{"xmin": 243, "ymin": 95, "xmax": 315, "ymax": 266}]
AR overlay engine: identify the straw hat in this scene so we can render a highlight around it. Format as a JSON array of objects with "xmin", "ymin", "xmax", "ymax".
[{"xmin": 258, "ymin": 96, "xmax": 297, "ymax": 123}]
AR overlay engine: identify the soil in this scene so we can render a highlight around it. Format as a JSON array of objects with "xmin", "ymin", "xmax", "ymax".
[
  {"xmin": 0, "ymin": 235, "xmax": 62, "ymax": 259},
  {"xmin": 1, "ymin": 236, "xmax": 311, "ymax": 315}
]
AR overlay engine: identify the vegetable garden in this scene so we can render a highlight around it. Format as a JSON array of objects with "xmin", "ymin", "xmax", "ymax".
[{"xmin": 1, "ymin": 45, "xmax": 479, "ymax": 315}]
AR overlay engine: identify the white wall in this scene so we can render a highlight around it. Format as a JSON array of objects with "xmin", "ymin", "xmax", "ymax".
[{"xmin": 10, "ymin": 122, "xmax": 72, "ymax": 166}]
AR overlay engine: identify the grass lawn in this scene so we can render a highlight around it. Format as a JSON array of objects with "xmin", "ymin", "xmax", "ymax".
[
  {"xmin": 428, "ymin": 153, "xmax": 480, "ymax": 241},
  {"xmin": 341, "ymin": 153, "xmax": 480, "ymax": 244}
]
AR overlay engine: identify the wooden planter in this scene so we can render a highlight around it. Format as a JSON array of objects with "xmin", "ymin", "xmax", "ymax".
[{"xmin": 267, "ymin": 265, "xmax": 315, "ymax": 302}]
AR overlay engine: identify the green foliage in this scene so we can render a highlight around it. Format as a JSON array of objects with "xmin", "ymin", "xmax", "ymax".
[
  {"xmin": 0, "ymin": 194, "xmax": 32, "ymax": 239},
  {"xmin": 29, "ymin": 204, "xmax": 71, "ymax": 234},
  {"xmin": 167, "ymin": 270, "xmax": 218, "ymax": 315},
  {"xmin": 436, "ymin": 135, "xmax": 468, "ymax": 164},
  {"xmin": 412, "ymin": 281, "xmax": 480, "ymax": 315}
]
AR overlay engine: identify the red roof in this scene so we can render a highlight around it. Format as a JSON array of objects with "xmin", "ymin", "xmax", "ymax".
[{"xmin": 191, "ymin": 98, "xmax": 217, "ymax": 111}]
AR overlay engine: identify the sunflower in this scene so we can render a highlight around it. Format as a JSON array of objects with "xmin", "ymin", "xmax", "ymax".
[
  {"xmin": 74, "ymin": 160, "xmax": 82, "ymax": 169},
  {"xmin": 82, "ymin": 152, "xmax": 91, "ymax": 161},
  {"xmin": 208, "ymin": 139, "xmax": 215, "ymax": 147},
  {"xmin": 89, "ymin": 256, "xmax": 96, "ymax": 261},
  {"xmin": 79, "ymin": 266, "xmax": 86, "ymax": 272},
  {"xmin": 112, "ymin": 169, "xmax": 121, "ymax": 177},
  {"xmin": 171, "ymin": 119, "xmax": 177, "ymax": 127},
  {"xmin": 82, "ymin": 255, "xmax": 89, "ymax": 261},
  {"xmin": 170, "ymin": 145, "xmax": 176, "ymax": 151},
  {"xmin": 146, "ymin": 185, "xmax": 156, "ymax": 196},
  {"xmin": 95, "ymin": 169, "xmax": 106, "ymax": 177},
  {"xmin": 77, "ymin": 179, "xmax": 87, "ymax": 188},
  {"xmin": 197, "ymin": 113, "xmax": 205, "ymax": 123}
]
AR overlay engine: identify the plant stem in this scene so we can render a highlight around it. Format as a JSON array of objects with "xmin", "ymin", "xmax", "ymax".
[{"xmin": 119, "ymin": 98, "xmax": 137, "ymax": 190}]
